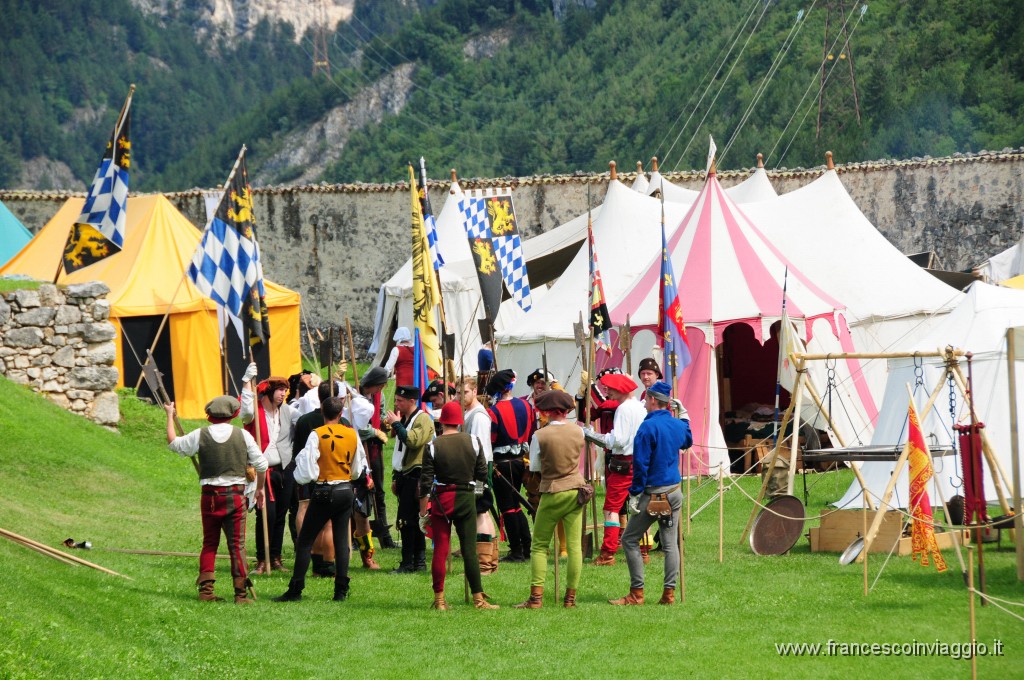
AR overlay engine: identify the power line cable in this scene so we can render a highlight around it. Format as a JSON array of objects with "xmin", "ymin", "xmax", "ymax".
[
  {"xmin": 658, "ymin": 0, "xmax": 763, "ymax": 170},
  {"xmin": 720, "ymin": 3, "xmax": 816, "ymax": 165},
  {"xmin": 652, "ymin": 0, "xmax": 762, "ymax": 168},
  {"xmin": 669, "ymin": 0, "xmax": 774, "ymax": 171},
  {"xmin": 772, "ymin": 4, "xmax": 867, "ymax": 168}
]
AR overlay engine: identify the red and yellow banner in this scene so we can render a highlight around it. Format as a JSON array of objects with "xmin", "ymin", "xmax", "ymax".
[{"xmin": 907, "ymin": 399, "xmax": 947, "ymax": 572}]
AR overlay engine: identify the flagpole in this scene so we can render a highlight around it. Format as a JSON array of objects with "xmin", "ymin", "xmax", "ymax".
[
  {"xmin": 55, "ymin": 83, "xmax": 136, "ymax": 285},
  {"xmin": 134, "ymin": 145, "xmax": 247, "ymax": 391},
  {"xmin": 773, "ymin": 267, "xmax": 789, "ymax": 447}
]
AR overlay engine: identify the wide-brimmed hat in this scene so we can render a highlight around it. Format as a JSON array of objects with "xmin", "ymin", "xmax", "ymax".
[
  {"xmin": 599, "ymin": 373, "xmax": 638, "ymax": 394},
  {"xmin": 438, "ymin": 401, "xmax": 464, "ymax": 426},
  {"xmin": 638, "ymin": 357, "xmax": 663, "ymax": 379},
  {"xmin": 205, "ymin": 395, "xmax": 241, "ymax": 419},
  {"xmin": 534, "ymin": 389, "xmax": 575, "ymax": 412}
]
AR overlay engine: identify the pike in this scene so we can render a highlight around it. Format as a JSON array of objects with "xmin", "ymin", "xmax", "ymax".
[
  {"xmin": 141, "ymin": 350, "xmax": 199, "ymax": 476},
  {"xmin": 492, "ymin": 466, "xmax": 536, "ymax": 517}
]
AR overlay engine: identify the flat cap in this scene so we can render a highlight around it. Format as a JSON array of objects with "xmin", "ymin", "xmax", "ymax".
[
  {"xmin": 205, "ymin": 395, "xmax": 241, "ymax": 419},
  {"xmin": 534, "ymin": 389, "xmax": 575, "ymax": 412}
]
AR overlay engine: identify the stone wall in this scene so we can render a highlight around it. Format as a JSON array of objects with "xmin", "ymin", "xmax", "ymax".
[
  {"xmin": 0, "ymin": 282, "xmax": 120, "ymax": 427},
  {"xmin": 3, "ymin": 149, "xmax": 1022, "ymax": 344}
]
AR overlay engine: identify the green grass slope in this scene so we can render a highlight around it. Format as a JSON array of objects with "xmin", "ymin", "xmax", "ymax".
[{"xmin": 0, "ymin": 377, "xmax": 1020, "ymax": 678}]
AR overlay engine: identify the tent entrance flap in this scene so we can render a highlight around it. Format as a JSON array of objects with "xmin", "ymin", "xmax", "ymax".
[{"xmin": 121, "ymin": 315, "xmax": 175, "ymax": 402}]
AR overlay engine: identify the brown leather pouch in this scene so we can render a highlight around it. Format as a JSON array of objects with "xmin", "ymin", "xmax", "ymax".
[
  {"xmin": 245, "ymin": 465, "xmax": 256, "ymax": 483},
  {"xmin": 576, "ymin": 484, "xmax": 595, "ymax": 506},
  {"xmin": 646, "ymin": 493, "xmax": 672, "ymax": 518}
]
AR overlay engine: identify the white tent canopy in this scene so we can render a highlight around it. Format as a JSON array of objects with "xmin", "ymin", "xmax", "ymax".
[
  {"xmin": 369, "ymin": 180, "xmax": 590, "ymax": 373},
  {"xmin": 743, "ymin": 168, "xmax": 964, "ymax": 432},
  {"xmin": 974, "ymin": 227, "xmax": 1024, "ymax": 283},
  {"xmin": 835, "ymin": 282, "xmax": 1024, "ymax": 509},
  {"xmin": 495, "ymin": 179, "xmax": 692, "ymax": 396}
]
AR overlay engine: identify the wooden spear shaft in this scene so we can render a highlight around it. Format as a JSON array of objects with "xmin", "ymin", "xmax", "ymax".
[
  {"xmin": 0, "ymin": 528, "xmax": 129, "ymax": 578},
  {"xmin": 346, "ymin": 317, "xmax": 360, "ymax": 386}
]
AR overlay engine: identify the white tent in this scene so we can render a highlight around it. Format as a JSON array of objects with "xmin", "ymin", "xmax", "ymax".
[
  {"xmin": 495, "ymin": 179, "xmax": 691, "ymax": 395},
  {"xmin": 974, "ymin": 226, "xmax": 1024, "ymax": 283},
  {"xmin": 647, "ymin": 160, "xmax": 778, "ymax": 205},
  {"xmin": 835, "ymin": 282, "xmax": 1024, "ymax": 509},
  {"xmin": 631, "ymin": 162, "xmax": 650, "ymax": 194},
  {"xmin": 743, "ymin": 167, "xmax": 964, "ymax": 437},
  {"xmin": 608, "ymin": 170, "xmax": 868, "ymax": 476}
]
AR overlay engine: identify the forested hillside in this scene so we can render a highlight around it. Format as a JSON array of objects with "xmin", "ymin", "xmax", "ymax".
[{"xmin": 2, "ymin": 0, "xmax": 1021, "ymax": 191}]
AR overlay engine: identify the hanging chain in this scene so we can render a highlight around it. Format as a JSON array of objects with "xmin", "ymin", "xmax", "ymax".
[
  {"xmin": 913, "ymin": 354, "xmax": 924, "ymax": 389},
  {"xmin": 948, "ymin": 366, "xmax": 963, "ymax": 490}
]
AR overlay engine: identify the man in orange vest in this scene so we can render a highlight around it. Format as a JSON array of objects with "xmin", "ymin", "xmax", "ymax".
[{"xmin": 274, "ymin": 396, "xmax": 368, "ymax": 602}]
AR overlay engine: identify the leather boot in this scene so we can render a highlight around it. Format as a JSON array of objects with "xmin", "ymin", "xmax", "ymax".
[
  {"xmin": 270, "ymin": 556, "xmax": 288, "ymax": 573},
  {"xmin": 273, "ymin": 578, "xmax": 304, "ymax": 602},
  {"xmin": 473, "ymin": 592, "xmax": 499, "ymax": 610},
  {"xmin": 431, "ymin": 591, "xmax": 449, "ymax": 611},
  {"xmin": 514, "ymin": 585, "xmax": 544, "ymax": 609},
  {"xmin": 361, "ymin": 549, "xmax": 381, "ymax": 570},
  {"xmin": 563, "ymin": 589, "xmax": 577, "ymax": 608},
  {"xmin": 477, "ymin": 540, "xmax": 499, "ymax": 575},
  {"xmin": 252, "ymin": 560, "xmax": 269, "ymax": 575},
  {"xmin": 518, "ymin": 513, "xmax": 532, "ymax": 559},
  {"xmin": 357, "ymin": 532, "xmax": 381, "ymax": 570},
  {"xmin": 608, "ymin": 587, "xmax": 644, "ymax": 606},
  {"xmin": 333, "ymin": 576, "xmax": 350, "ymax": 602},
  {"xmin": 593, "ymin": 550, "xmax": 616, "ymax": 566},
  {"xmin": 373, "ymin": 519, "xmax": 399, "ymax": 549},
  {"xmin": 658, "ymin": 587, "xmax": 676, "ymax": 605},
  {"xmin": 413, "ymin": 550, "xmax": 427, "ymax": 571},
  {"xmin": 233, "ymin": 576, "xmax": 254, "ymax": 604},
  {"xmin": 196, "ymin": 573, "xmax": 224, "ymax": 602}
]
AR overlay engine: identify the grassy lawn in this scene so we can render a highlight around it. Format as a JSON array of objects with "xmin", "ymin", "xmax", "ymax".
[
  {"xmin": 0, "ymin": 377, "xmax": 1020, "ymax": 678},
  {"xmin": 0, "ymin": 278, "xmax": 42, "ymax": 293}
]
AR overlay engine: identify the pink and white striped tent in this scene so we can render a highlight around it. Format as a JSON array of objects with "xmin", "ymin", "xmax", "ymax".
[{"xmin": 609, "ymin": 169, "xmax": 873, "ymax": 476}]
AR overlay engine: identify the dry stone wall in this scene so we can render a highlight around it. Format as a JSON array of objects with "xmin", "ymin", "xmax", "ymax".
[
  {"xmin": 3, "ymin": 150, "xmax": 1022, "ymax": 348},
  {"xmin": 0, "ymin": 282, "xmax": 120, "ymax": 427}
]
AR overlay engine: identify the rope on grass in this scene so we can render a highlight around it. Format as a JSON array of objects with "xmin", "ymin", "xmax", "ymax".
[
  {"xmin": 869, "ymin": 513, "xmax": 910, "ymax": 593},
  {"xmin": 729, "ymin": 473, "xmax": 861, "ymax": 521},
  {"xmin": 862, "ymin": 487, "xmax": 1011, "ymax": 532},
  {"xmin": 969, "ymin": 589, "xmax": 1024, "ymax": 623}
]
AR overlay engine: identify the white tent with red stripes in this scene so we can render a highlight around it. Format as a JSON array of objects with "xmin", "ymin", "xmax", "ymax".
[{"xmin": 609, "ymin": 166, "xmax": 877, "ymax": 476}]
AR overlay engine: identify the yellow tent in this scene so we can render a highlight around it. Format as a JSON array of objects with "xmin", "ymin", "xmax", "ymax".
[
  {"xmin": 1, "ymin": 194, "xmax": 301, "ymax": 418},
  {"xmin": 1003, "ymin": 274, "xmax": 1024, "ymax": 289}
]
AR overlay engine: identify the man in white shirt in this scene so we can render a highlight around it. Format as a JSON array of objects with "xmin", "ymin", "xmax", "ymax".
[
  {"xmin": 584, "ymin": 373, "xmax": 646, "ymax": 566},
  {"xmin": 166, "ymin": 395, "xmax": 267, "ymax": 604},
  {"xmin": 461, "ymin": 377, "xmax": 498, "ymax": 574},
  {"xmin": 240, "ymin": 368, "xmax": 296, "ymax": 575}
]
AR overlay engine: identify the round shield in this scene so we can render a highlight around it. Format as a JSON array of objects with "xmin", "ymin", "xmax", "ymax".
[
  {"xmin": 750, "ymin": 495, "xmax": 805, "ymax": 556},
  {"xmin": 839, "ymin": 537, "xmax": 864, "ymax": 565}
]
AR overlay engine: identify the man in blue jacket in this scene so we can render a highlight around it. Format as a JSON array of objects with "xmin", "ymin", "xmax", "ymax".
[{"xmin": 609, "ymin": 380, "xmax": 692, "ymax": 606}]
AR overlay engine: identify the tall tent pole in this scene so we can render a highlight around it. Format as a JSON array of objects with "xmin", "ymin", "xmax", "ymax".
[
  {"xmin": 1008, "ymin": 327, "xmax": 1023, "ymax": 581},
  {"xmin": 774, "ymin": 268, "xmax": 789, "ymax": 445}
]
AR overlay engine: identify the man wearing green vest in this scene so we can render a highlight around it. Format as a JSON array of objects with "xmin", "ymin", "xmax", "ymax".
[{"xmin": 165, "ymin": 395, "xmax": 267, "ymax": 604}]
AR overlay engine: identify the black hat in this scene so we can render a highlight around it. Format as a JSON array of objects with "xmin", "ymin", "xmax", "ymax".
[
  {"xmin": 527, "ymin": 369, "xmax": 554, "ymax": 387},
  {"xmin": 638, "ymin": 357, "xmax": 663, "ymax": 379},
  {"xmin": 395, "ymin": 385, "xmax": 421, "ymax": 401},
  {"xmin": 424, "ymin": 379, "xmax": 456, "ymax": 398},
  {"xmin": 205, "ymin": 395, "xmax": 241, "ymax": 419},
  {"xmin": 485, "ymin": 369, "xmax": 516, "ymax": 398},
  {"xmin": 534, "ymin": 389, "xmax": 575, "ymax": 412},
  {"xmin": 360, "ymin": 366, "xmax": 388, "ymax": 389}
]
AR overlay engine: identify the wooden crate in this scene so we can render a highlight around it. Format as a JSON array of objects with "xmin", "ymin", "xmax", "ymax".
[
  {"xmin": 810, "ymin": 509, "xmax": 903, "ymax": 553},
  {"xmin": 809, "ymin": 509, "xmax": 965, "ymax": 554}
]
